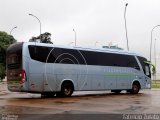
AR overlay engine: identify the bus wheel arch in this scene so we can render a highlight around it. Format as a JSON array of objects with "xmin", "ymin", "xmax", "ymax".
[
  {"xmin": 130, "ymin": 80, "xmax": 141, "ymax": 94},
  {"xmin": 57, "ymin": 80, "xmax": 74, "ymax": 97}
]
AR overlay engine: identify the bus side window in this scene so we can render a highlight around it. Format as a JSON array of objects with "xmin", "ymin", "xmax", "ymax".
[{"xmin": 126, "ymin": 56, "xmax": 140, "ymax": 70}]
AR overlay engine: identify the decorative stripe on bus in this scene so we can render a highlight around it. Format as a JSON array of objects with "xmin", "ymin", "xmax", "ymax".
[{"xmin": 103, "ymin": 73, "xmax": 134, "ymax": 77}]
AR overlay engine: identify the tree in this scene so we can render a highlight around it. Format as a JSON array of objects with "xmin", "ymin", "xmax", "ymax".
[
  {"xmin": 29, "ymin": 32, "xmax": 53, "ymax": 44},
  {"xmin": 0, "ymin": 31, "xmax": 16, "ymax": 80}
]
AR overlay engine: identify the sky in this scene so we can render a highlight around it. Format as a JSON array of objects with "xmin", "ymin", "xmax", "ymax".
[{"xmin": 1, "ymin": 0, "xmax": 160, "ymax": 75}]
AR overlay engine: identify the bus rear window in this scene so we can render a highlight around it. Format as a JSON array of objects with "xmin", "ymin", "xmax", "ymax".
[
  {"xmin": 8, "ymin": 55, "xmax": 18, "ymax": 64},
  {"xmin": 7, "ymin": 55, "xmax": 21, "ymax": 69},
  {"xmin": 6, "ymin": 42, "xmax": 23, "ymax": 69}
]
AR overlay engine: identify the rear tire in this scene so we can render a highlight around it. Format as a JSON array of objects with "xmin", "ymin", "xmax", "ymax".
[
  {"xmin": 57, "ymin": 82, "xmax": 74, "ymax": 97},
  {"xmin": 130, "ymin": 83, "xmax": 140, "ymax": 94}
]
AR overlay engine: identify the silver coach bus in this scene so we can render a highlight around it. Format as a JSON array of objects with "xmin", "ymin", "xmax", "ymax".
[{"xmin": 6, "ymin": 42, "xmax": 151, "ymax": 97}]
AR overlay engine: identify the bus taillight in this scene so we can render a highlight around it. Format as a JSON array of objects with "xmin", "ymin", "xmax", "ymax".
[{"xmin": 20, "ymin": 69, "xmax": 26, "ymax": 84}]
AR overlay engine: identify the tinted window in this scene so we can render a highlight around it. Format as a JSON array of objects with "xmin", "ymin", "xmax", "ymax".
[
  {"xmin": 28, "ymin": 46, "xmax": 85, "ymax": 64},
  {"xmin": 28, "ymin": 46, "xmax": 54, "ymax": 62},
  {"xmin": 7, "ymin": 42, "xmax": 23, "ymax": 69},
  {"xmin": 81, "ymin": 50, "xmax": 139, "ymax": 69},
  {"xmin": 28, "ymin": 45, "xmax": 139, "ymax": 70},
  {"xmin": 51, "ymin": 48, "xmax": 84, "ymax": 64},
  {"xmin": 137, "ymin": 56, "xmax": 146, "ymax": 73}
]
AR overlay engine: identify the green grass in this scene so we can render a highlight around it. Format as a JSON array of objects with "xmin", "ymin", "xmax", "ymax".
[{"xmin": 151, "ymin": 80, "xmax": 160, "ymax": 88}]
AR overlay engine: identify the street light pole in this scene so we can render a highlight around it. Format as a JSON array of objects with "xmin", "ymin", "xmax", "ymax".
[
  {"xmin": 29, "ymin": 13, "xmax": 42, "ymax": 40},
  {"xmin": 154, "ymin": 38, "xmax": 157, "ymax": 81},
  {"xmin": 154, "ymin": 38, "xmax": 157, "ymax": 67},
  {"xmin": 124, "ymin": 3, "xmax": 129, "ymax": 51},
  {"xmin": 150, "ymin": 25, "xmax": 160, "ymax": 62},
  {"xmin": 10, "ymin": 26, "xmax": 17, "ymax": 35},
  {"xmin": 73, "ymin": 29, "xmax": 76, "ymax": 46}
]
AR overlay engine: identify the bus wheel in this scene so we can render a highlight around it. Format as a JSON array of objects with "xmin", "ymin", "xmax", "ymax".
[
  {"xmin": 60, "ymin": 82, "xmax": 74, "ymax": 97},
  {"xmin": 111, "ymin": 90, "xmax": 122, "ymax": 94},
  {"xmin": 130, "ymin": 83, "xmax": 140, "ymax": 94}
]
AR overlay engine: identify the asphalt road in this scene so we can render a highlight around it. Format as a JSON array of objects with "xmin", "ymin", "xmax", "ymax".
[{"xmin": 0, "ymin": 82, "xmax": 160, "ymax": 120}]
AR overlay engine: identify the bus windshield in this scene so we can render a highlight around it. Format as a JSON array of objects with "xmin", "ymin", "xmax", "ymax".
[{"xmin": 137, "ymin": 56, "xmax": 151, "ymax": 78}]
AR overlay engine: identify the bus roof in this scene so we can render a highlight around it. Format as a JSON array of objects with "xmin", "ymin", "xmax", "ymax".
[{"xmin": 23, "ymin": 42, "xmax": 145, "ymax": 58}]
